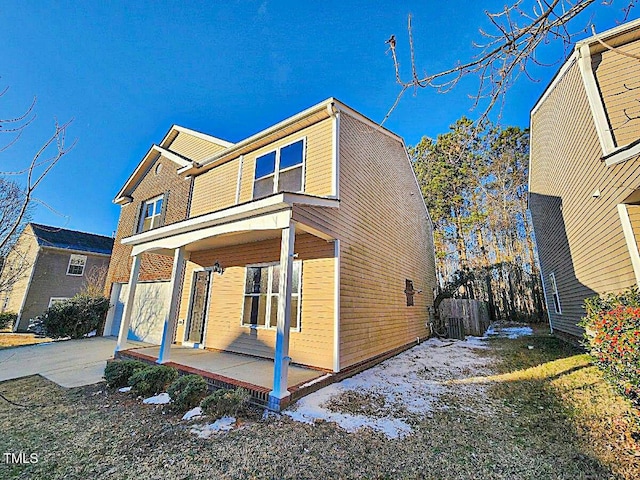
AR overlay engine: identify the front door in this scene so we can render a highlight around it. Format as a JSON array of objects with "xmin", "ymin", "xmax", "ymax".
[{"xmin": 186, "ymin": 270, "xmax": 211, "ymax": 345}]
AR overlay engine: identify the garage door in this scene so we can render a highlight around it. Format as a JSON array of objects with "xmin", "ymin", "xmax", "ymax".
[{"xmin": 109, "ymin": 281, "xmax": 171, "ymax": 345}]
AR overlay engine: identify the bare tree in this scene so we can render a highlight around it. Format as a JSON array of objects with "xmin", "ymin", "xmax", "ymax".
[
  {"xmin": 80, "ymin": 264, "xmax": 109, "ymax": 298},
  {"xmin": 385, "ymin": 0, "xmax": 638, "ymax": 123},
  {"xmin": 0, "ymin": 88, "xmax": 74, "ymax": 298}
]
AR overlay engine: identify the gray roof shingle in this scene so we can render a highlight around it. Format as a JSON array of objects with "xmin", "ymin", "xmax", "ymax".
[{"xmin": 30, "ymin": 223, "xmax": 114, "ymax": 255}]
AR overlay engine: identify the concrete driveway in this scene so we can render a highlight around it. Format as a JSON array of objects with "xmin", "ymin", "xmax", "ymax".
[{"xmin": 0, "ymin": 337, "xmax": 120, "ymax": 388}]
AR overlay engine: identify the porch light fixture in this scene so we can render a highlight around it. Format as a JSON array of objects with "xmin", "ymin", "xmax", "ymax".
[{"xmin": 212, "ymin": 261, "xmax": 224, "ymax": 275}]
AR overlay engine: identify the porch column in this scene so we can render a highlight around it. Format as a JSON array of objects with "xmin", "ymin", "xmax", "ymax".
[
  {"xmin": 269, "ymin": 220, "xmax": 296, "ymax": 409},
  {"xmin": 158, "ymin": 247, "xmax": 186, "ymax": 364},
  {"xmin": 115, "ymin": 254, "xmax": 141, "ymax": 352}
]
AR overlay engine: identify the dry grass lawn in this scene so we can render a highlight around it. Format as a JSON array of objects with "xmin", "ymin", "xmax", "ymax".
[
  {"xmin": 0, "ymin": 332, "xmax": 54, "ymax": 349},
  {"xmin": 0, "ymin": 327, "xmax": 638, "ymax": 479}
]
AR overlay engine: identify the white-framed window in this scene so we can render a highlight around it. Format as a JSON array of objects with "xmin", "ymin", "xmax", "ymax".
[
  {"xmin": 66, "ymin": 254, "xmax": 87, "ymax": 276},
  {"xmin": 242, "ymin": 261, "xmax": 302, "ymax": 330},
  {"xmin": 138, "ymin": 195, "xmax": 164, "ymax": 233},
  {"xmin": 549, "ymin": 272, "xmax": 562, "ymax": 314},
  {"xmin": 253, "ymin": 138, "xmax": 306, "ymax": 199},
  {"xmin": 48, "ymin": 297, "xmax": 69, "ymax": 308}
]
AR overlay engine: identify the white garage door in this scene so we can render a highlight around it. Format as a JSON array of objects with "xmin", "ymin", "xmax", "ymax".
[{"xmin": 109, "ymin": 281, "xmax": 171, "ymax": 345}]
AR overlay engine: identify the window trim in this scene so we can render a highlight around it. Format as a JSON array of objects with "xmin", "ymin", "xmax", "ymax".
[
  {"xmin": 549, "ymin": 272, "xmax": 562, "ymax": 315},
  {"xmin": 251, "ymin": 137, "xmax": 307, "ymax": 199},
  {"xmin": 48, "ymin": 297, "xmax": 69, "ymax": 308},
  {"xmin": 240, "ymin": 260, "xmax": 302, "ymax": 332},
  {"xmin": 138, "ymin": 194, "xmax": 165, "ymax": 233},
  {"xmin": 66, "ymin": 254, "xmax": 87, "ymax": 276}
]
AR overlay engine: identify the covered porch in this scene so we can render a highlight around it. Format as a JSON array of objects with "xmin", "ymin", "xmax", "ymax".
[
  {"xmin": 117, "ymin": 345, "xmax": 332, "ymax": 407},
  {"xmin": 113, "ymin": 192, "xmax": 339, "ymax": 410}
]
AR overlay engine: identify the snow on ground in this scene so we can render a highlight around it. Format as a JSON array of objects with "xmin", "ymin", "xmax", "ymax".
[
  {"xmin": 118, "ymin": 386, "xmax": 132, "ymax": 393},
  {"xmin": 190, "ymin": 416, "xmax": 236, "ymax": 438},
  {"xmin": 485, "ymin": 325, "xmax": 533, "ymax": 339},
  {"xmin": 143, "ymin": 392, "xmax": 171, "ymax": 405},
  {"xmin": 284, "ymin": 337, "xmax": 492, "ymax": 439},
  {"xmin": 182, "ymin": 406, "xmax": 203, "ymax": 421}
]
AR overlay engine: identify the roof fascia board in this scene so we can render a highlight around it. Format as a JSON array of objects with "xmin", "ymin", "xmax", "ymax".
[
  {"xmin": 178, "ymin": 98, "xmax": 337, "ymax": 176},
  {"xmin": 114, "ymin": 145, "xmax": 190, "ymax": 205},
  {"xmin": 121, "ymin": 193, "xmax": 339, "ymax": 246},
  {"xmin": 39, "ymin": 245, "xmax": 112, "ymax": 257}
]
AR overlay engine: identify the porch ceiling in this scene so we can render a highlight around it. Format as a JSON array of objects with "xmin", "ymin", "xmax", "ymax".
[{"xmin": 126, "ymin": 345, "xmax": 324, "ymax": 390}]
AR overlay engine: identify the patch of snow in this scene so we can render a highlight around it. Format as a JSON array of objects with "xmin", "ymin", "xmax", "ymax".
[
  {"xmin": 485, "ymin": 325, "xmax": 533, "ymax": 339},
  {"xmin": 297, "ymin": 373, "xmax": 333, "ymax": 389},
  {"xmin": 118, "ymin": 386, "xmax": 132, "ymax": 393},
  {"xmin": 190, "ymin": 416, "xmax": 236, "ymax": 438},
  {"xmin": 86, "ymin": 330, "xmax": 97, "ymax": 337},
  {"xmin": 284, "ymin": 337, "xmax": 491, "ymax": 438},
  {"xmin": 143, "ymin": 392, "xmax": 170, "ymax": 404},
  {"xmin": 182, "ymin": 406, "xmax": 203, "ymax": 421}
]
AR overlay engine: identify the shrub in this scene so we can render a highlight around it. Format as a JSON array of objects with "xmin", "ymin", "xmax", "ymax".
[
  {"xmin": 40, "ymin": 295, "xmax": 110, "ymax": 339},
  {"xmin": 104, "ymin": 360, "xmax": 149, "ymax": 388},
  {"xmin": 167, "ymin": 375, "xmax": 208, "ymax": 411},
  {"xmin": 581, "ymin": 287, "xmax": 640, "ymax": 406},
  {"xmin": 0, "ymin": 311, "xmax": 17, "ymax": 330},
  {"xmin": 200, "ymin": 388, "xmax": 251, "ymax": 418},
  {"xmin": 129, "ymin": 365, "xmax": 178, "ymax": 397}
]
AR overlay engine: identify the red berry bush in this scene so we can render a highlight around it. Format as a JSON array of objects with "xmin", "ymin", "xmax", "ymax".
[{"xmin": 581, "ymin": 288, "xmax": 640, "ymax": 406}]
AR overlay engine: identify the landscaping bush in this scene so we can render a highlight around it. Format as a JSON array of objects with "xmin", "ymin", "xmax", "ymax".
[
  {"xmin": 40, "ymin": 295, "xmax": 110, "ymax": 339},
  {"xmin": 0, "ymin": 311, "xmax": 17, "ymax": 330},
  {"xmin": 581, "ymin": 287, "xmax": 640, "ymax": 406},
  {"xmin": 167, "ymin": 375, "xmax": 208, "ymax": 411},
  {"xmin": 104, "ymin": 360, "xmax": 149, "ymax": 388},
  {"xmin": 129, "ymin": 365, "xmax": 178, "ymax": 397},
  {"xmin": 200, "ymin": 388, "xmax": 251, "ymax": 417}
]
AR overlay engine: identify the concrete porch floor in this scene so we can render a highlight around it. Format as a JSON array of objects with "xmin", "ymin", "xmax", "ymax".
[{"xmin": 123, "ymin": 345, "xmax": 326, "ymax": 391}]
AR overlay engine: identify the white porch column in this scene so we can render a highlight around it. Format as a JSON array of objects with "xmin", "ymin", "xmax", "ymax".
[
  {"xmin": 269, "ymin": 220, "xmax": 296, "ymax": 409},
  {"xmin": 115, "ymin": 254, "xmax": 141, "ymax": 352},
  {"xmin": 157, "ymin": 247, "xmax": 186, "ymax": 364}
]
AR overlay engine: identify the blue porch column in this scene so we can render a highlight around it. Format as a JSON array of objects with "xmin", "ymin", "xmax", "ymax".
[
  {"xmin": 269, "ymin": 220, "xmax": 296, "ymax": 410},
  {"xmin": 158, "ymin": 247, "xmax": 186, "ymax": 364}
]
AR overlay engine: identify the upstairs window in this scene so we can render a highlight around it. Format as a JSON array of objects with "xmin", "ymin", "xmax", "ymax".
[
  {"xmin": 549, "ymin": 272, "xmax": 562, "ymax": 314},
  {"xmin": 67, "ymin": 254, "xmax": 87, "ymax": 276},
  {"xmin": 138, "ymin": 195, "xmax": 164, "ymax": 232},
  {"xmin": 242, "ymin": 261, "xmax": 302, "ymax": 330},
  {"xmin": 253, "ymin": 139, "xmax": 305, "ymax": 199}
]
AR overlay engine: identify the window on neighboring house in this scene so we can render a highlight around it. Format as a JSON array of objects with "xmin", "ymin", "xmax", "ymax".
[
  {"xmin": 66, "ymin": 255, "xmax": 87, "ymax": 276},
  {"xmin": 138, "ymin": 195, "xmax": 164, "ymax": 232},
  {"xmin": 549, "ymin": 273, "xmax": 562, "ymax": 314},
  {"xmin": 253, "ymin": 139, "xmax": 305, "ymax": 199},
  {"xmin": 48, "ymin": 297, "xmax": 69, "ymax": 307},
  {"xmin": 242, "ymin": 261, "xmax": 301, "ymax": 329}
]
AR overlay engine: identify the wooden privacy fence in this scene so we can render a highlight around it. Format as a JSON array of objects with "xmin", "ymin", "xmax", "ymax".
[{"xmin": 439, "ymin": 299, "xmax": 491, "ymax": 338}]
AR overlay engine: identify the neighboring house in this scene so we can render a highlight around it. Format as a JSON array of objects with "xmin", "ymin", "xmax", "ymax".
[
  {"xmin": 1, "ymin": 223, "xmax": 114, "ymax": 331},
  {"xmin": 104, "ymin": 98, "xmax": 436, "ymax": 409},
  {"xmin": 529, "ymin": 19, "xmax": 640, "ymax": 340}
]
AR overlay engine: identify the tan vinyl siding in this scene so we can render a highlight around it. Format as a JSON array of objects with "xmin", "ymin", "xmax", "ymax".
[
  {"xmin": 295, "ymin": 113, "xmax": 436, "ymax": 369},
  {"xmin": 167, "ymin": 131, "xmax": 227, "ymax": 162},
  {"xmin": 529, "ymin": 61, "xmax": 640, "ymax": 337},
  {"xmin": 0, "ymin": 226, "xmax": 39, "ymax": 318},
  {"xmin": 238, "ymin": 118, "xmax": 333, "ymax": 204},
  {"xmin": 628, "ymin": 204, "xmax": 640, "ymax": 248},
  {"xmin": 175, "ymin": 233, "xmax": 335, "ymax": 370},
  {"xmin": 592, "ymin": 39, "xmax": 640, "ymax": 147},
  {"xmin": 189, "ymin": 158, "xmax": 240, "ymax": 217}
]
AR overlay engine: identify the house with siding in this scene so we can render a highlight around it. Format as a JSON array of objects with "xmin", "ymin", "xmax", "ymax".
[
  {"xmin": 529, "ymin": 19, "xmax": 640, "ymax": 339},
  {"xmin": 1, "ymin": 223, "xmax": 113, "ymax": 331},
  {"xmin": 104, "ymin": 98, "xmax": 436, "ymax": 410}
]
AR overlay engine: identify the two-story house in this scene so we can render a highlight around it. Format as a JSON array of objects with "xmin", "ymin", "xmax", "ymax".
[
  {"xmin": 1, "ymin": 223, "xmax": 113, "ymax": 331},
  {"xmin": 529, "ymin": 19, "xmax": 640, "ymax": 339},
  {"xmin": 104, "ymin": 98, "xmax": 436, "ymax": 410}
]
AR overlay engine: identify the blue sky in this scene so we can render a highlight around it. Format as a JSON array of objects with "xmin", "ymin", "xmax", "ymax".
[{"xmin": 0, "ymin": 1, "xmax": 634, "ymax": 236}]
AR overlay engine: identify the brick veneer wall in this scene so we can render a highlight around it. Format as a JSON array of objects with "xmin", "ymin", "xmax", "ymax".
[{"xmin": 105, "ymin": 155, "xmax": 192, "ymax": 294}]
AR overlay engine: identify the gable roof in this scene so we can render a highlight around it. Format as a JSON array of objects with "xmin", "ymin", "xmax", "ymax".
[
  {"xmin": 114, "ymin": 125, "xmax": 234, "ymax": 205},
  {"xmin": 30, "ymin": 223, "xmax": 114, "ymax": 255}
]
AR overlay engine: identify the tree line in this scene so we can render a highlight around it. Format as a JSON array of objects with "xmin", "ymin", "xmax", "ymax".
[{"xmin": 411, "ymin": 118, "xmax": 545, "ymax": 323}]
